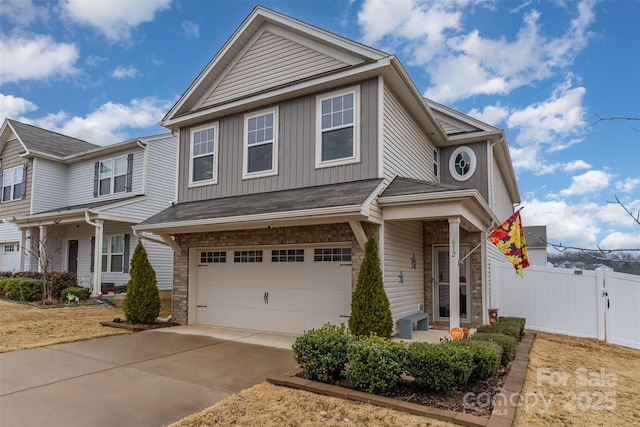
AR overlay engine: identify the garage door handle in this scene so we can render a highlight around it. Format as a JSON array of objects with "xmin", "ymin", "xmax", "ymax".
[
  {"xmin": 264, "ymin": 292, "xmax": 269, "ymax": 304},
  {"xmin": 197, "ymin": 305, "xmax": 207, "ymax": 308}
]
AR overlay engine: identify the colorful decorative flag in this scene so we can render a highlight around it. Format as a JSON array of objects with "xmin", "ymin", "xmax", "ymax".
[{"xmin": 489, "ymin": 211, "xmax": 530, "ymax": 276}]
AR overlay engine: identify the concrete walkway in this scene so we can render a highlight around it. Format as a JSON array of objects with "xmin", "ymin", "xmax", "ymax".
[{"xmin": 0, "ymin": 330, "xmax": 297, "ymax": 427}]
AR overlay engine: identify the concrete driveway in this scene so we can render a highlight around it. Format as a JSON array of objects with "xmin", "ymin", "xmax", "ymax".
[{"xmin": 0, "ymin": 329, "xmax": 298, "ymax": 427}]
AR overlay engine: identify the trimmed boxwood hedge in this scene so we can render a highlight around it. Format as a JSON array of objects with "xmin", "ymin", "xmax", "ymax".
[
  {"xmin": 60, "ymin": 286, "xmax": 90, "ymax": 301},
  {"xmin": 470, "ymin": 332, "xmax": 517, "ymax": 365},
  {"xmin": 446, "ymin": 339, "xmax": 502, "ymax": 381},
  {"xmin": 499, "ymin": 316, "xmax": 526, "ymax": 337},
  {"xmin": 0, "ymin": 277, "xmax": 44, "ymax": 302},
  {"xmin": 406, "ymin": 342, "xmax": 474, "ymax": 394},
  {"xmin": 292, "ymin": 323, "xmax": 352, "ymax": 383},
  {"xmin": 344, "ymin": 335, "xmax": 405, "ymax": 394},
  {"xmin": 477, "ymin": 321, "xmax": 522, "ymax": 340}
]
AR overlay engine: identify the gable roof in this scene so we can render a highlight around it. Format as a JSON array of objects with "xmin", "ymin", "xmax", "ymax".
[
  {"xmin": 1, "ymin": 119, "xmax": 98, "ymax": 158},
  {"xmin": 135, "ymin": 178, "xmax": 383, "ymax": 233}
]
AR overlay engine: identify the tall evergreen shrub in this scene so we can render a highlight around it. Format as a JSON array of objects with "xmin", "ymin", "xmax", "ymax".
[
  {"xmin": 123, "ymin": 242, "xmax": 160, "ymax": 324},
  {"xmin": 348, "ymin": 236, "xmax": 393, "ymax": 339}
]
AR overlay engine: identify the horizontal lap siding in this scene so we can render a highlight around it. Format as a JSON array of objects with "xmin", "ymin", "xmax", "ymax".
[
  {"xmin": 0, "ymin": 138, "xmax": 31, "ymax": 217},
  {"xmin": 384, "ymin": 221, "xmax": 424, "ymax": 332},
  {"xmin": 32, "ymin": 158, "xmax": 67, "ymax": 213},
  {"xmin": 202, "ymin": 31, "xmax": 346, "ymax": 107},
  {"xmin": 179, "ymin": 79, "xmax": 379, "ymax": 202},
  {"xmin": 382, "ymin": 87, "xmax": 435, "ymax": 183}
]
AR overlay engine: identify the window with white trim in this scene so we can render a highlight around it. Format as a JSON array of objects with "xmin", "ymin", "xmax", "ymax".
[
  {"xmin": 200, "ymin": 251, "xmax": 226, "ymax": 263},
  {"xmin": 244, "ymin": 108, "xmax": 277, "ymax": 178},
  {"xmin": 433, "ymin": 149, "xmax": 439, "ymax": 177},
  {"xmin": 1, "ymin": 165, "xmax": 26, "ymax": 202},
  {"xmin": 190, "ymin": 123, "xmax": 218, "ymax": 185},
  {"xmin": 98, "ymin": 156, "xmax": 127, "ymax": 196},
  {"xmin": 314, "ymin": 248, "xmax": 351, "ymax": 262},
  {"xmin": 316, "ymin": 87, "xmax": 359, "ymax": 167},
  {"xmin": 102, "ymin": 235, "xmax": 124, "ymax": 272},
  {"xmin": 234, "ymin": 250, "xmax": 263, "ymax": 263},
  {"xmin": 449, "ymin": 146, "xmax": 477, "ymax": 182},
  {"xmin": 271, "ymin": 249, "xmax": 304, "ymax": 263}
]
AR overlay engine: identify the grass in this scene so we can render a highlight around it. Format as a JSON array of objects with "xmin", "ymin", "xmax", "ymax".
[{"xmin": 2, "ymin": 302, "xmax": 638, "ymax": 426}]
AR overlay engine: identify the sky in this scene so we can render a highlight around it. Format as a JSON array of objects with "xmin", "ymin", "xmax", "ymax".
[{"xmin": 1, "ymin": 0, "xmax": 639, "ymax": 253}]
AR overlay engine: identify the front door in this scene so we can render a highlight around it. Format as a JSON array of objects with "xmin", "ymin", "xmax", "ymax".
[
  {"xmin": 68, "ymin": 240, "xmax": 78, "ymax": 274},
  {"xmin": 435, "ymin": 246, "xmax": 470, "ymax": 323}
]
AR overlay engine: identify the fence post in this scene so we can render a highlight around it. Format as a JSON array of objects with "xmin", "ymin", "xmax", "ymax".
[{"xmin": 595, "ymin": 268, "xmax": 607, "ymax": 341}]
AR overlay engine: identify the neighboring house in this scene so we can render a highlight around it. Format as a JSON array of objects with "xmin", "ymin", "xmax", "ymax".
[
  {"xmin": 0, "ymin": 119, "xmax": 178, "ymax": 295},
  {"xmin": 134, "ymin": 7, "xmax": 522, "ymax": 334},
  {"xmin": 523, "ymin": 226, "xmax": 548, "ymax": 266}
]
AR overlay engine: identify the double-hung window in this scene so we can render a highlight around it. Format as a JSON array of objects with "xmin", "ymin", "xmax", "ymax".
[
  {"xmin": 1, "ymin": 165, "xmax": 26, "ymax": 202},
  {"xmin": 101, "ymin": 235, "xmax": 124, "ymax": 272},
  {"xmin": 96, "ymin": 155, "xmax": 130, "ymax": 196},
  {"xmin": 190, "ymin": 123, "xmax": 218, "ymax": 185},
  {"xmin": 244, "ymin": 108, "xmax": 277, "ymax": 178},
  {"xmin": 316, "ymin": 87, "xmax": 359, "ymax": 167}
]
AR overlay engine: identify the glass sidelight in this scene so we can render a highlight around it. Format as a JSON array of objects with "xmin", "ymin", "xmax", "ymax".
[{"xmin": 435, "ymin": 246, "xmax": 470, "ymax": 322}]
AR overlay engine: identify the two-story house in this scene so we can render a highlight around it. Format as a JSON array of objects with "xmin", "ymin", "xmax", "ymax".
[
  {"xmin": 134, "ymin": 7, "xmax": 521, "ymax": 335},
  {"xmin": 0, "ymin": 119, "xmax": 178, "ymax": 295}
]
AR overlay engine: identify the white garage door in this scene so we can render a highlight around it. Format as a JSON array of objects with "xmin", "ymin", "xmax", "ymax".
[
  {"xmin": 195, "ymin": 246, "xmax": 352, "ymax": 335},
  {"xmin": 1, "ymin": 243, "xmax": 20, "ymax": 272}
]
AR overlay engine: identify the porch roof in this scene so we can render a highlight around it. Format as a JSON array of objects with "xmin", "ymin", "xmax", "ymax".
[
  {"xmin": 10, "ymin": 195, "xmax": 144, "ymax": 227},
  {"xmin": 134, "ymin": 178, "xmax": 384, "ymax": 234},
  {"xmin": 378, "ymin": 176, "xmax": 499, "ymax": 232}
]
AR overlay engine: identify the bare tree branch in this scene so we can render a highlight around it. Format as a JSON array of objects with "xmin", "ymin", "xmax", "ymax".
[
  {"xmin": 586, "ymin": 114, "xmax": 640, "ymax": 131},
  {"xmin": 607, "ymin": 195, "xmax": 640, "ymax": 226}
]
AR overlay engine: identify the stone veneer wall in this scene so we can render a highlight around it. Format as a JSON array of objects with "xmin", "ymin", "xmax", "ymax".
[
  {"xmin": 171, "ymin": 222, "xmax": 379, "ymax": 325},
  {"xmin": 423, "ymin": 220, "xmax": 483, "ymax": 327}
]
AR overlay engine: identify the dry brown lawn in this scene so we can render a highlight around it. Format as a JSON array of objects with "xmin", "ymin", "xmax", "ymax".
[
  {"xmin": 0, "ymin": 299, "xmax": 129, "ymax": 352},
  {"xmin": 2, "ymin": 302, "xmax": 638, "ymax": 427}
]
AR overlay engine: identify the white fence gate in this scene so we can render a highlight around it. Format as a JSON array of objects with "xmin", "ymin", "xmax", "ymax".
[{"xmin": 491, "ymin": 262, "xmax": 640, "ymax": 350}]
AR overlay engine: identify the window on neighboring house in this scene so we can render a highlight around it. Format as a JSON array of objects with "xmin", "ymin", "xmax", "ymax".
[
  {"xmin": 316, "ymin": 87, "xmax": 360, "ymax": 167},
  {"xmin": 95, "ymin": 155, "xmax": 132, "ymax": 197},
  {"xmin": 1, "ymin": 165, "xmax": 26, "ymax": 202},
  {"xmin": 100, "ymin": 235, "xmax": 127, "ymax": 272},
  {"xmin": 244, "ymin": 108, "xmax": 277, "ymax": 178},
  {"xmin": 190, "ymin": 123, "xmax": 218, "ymax": 185},
  {"xmin": 433, "ymin": 149, "xmax": 439, "ymax": 177}
]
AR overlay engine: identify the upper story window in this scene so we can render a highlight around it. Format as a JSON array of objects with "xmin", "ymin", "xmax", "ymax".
[
  {"xmin": 449, "ymin": 146, "xmax": 477, "ymax": 182},
  {"xmin": 316, "ymin": 87, "xmax": 360, "ymax": 168},
  {"xmin": 94, "ymin": 155, "xmax": 132, "ymax": 197},
  {"xmin": 244, "ymin": 108, "xmax": 278, "ymax": 179},
  {"xmin": 190, "ymin": 123, "xmax": 218, "ymax": 186},
  {"xmin": 1, "ymin": 165, "xmax": 26, "ymax": 202}
]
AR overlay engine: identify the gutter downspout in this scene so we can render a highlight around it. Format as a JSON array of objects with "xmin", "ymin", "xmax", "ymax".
[
  {"xmin": 85, "ymin": 211, "xmax": 103, "ymax": 297},
  {"xmin": 136, "ymin": 139, "xmax": 148, "ymax": 195}
]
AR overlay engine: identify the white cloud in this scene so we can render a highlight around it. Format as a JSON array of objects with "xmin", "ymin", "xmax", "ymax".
[
  {"xmin": 0, "ymin": 0, "xmax": 50, "ymax": 26},
  {"xmin": 0, "ymin": 93, "xmax": 38, "ymax": 121},
  {"xmin": 26, "ymin": 97, "xmax": 172, "ymax": 145},
  {"xmin": 181, "ymin": 20, "xmax": 200, "ymax": 39},
  {"xmin": 111, "ymin": 65, "xmax": 139, "ymax": 79},
  {"xmin": 60, "ymin": 0, "xmax": 171, "ymax": 42},
  {"xmin": 357, "ymin": 0, "xmax": 597, "ymax": 103},
  {"xmin": 598, "ymin": 232, "xmax": 640, "ymax": 251},
  {"xmin": 560, "ymin": 170, "xmax": 612, "ymax": 196},
  {"xmin": 506, "ymin": 77, "xmax": 587, "ymax": 146},
  {"xmin": 0, "ymin": 34, "xmax": 79, "ymax": 84},
  {"xmin": 563, "ymin": 160, "xmax": 591, "ymax": 172},
  {"xmin": 467, "ymin": 103, "xmax": 509, "ymax": 126},
  {"xmin": 86, "ymin": 55, "xmax": 108, "ymax": 67},
  {"xmin": 509, "ymin": 145, "xmax": 559, "ymax": 175},
  {"xmin": 615, "ymin": 177, "xmax": 640, "ymax": 193}
]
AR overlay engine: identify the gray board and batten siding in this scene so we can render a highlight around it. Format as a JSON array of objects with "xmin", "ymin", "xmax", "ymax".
[
  {"xmin": 177, "ymin": 78, "xmax": 379, "ymax": 203},
  {"xmin": 440, "ymin": 141, "xmax": 489, "ymax": 203}
]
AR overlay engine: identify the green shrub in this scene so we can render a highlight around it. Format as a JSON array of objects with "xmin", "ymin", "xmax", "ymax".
[
  {"xmin": 349, "ymin": 237, "xmax": 393, "ymax": 339},
  {"xmin": 123, "ymin": 242, "xmax": 160, "ymax": 324},
  {"xmin": 406, "ymin": 342, "xmax": 474, "ymax": 394},
  {"xmin": 344, "ymin": 335, "xmax": 405, "ymax": 394},
  {"xmin": 499, "ymin": 317, "xmax": 526, "ymax": 337},
  {"xmin": 477, "ymin": 322, "xmax": 521, "ymax": 340},
  {"xmin": 292, "ymin": 323, "xmax": 352, "ymax": 383},
  {"xmin": 61, "ymin": 286, "xmax": 90, "ymax": 301},
  {"xmin": 470, "ymin": 333, "xmax": 517, "ymax": 365},
  {"xmin": 0, "ymin": 278, "xmax": 43, "ymax": 302},
  {"xmin": 50, "ymin": 272, "xmax": 78, "ymax": 299},
  {"xmin": 447, "ymin": 340, "xmax": 502, "ymax": 381}
]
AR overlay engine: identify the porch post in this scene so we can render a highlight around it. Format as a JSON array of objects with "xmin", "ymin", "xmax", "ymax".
[
  {"xmin": 38, "ymin": 225, "xmax": 47, "ymax": 273},
  {"xmin": 92, "ymin": 220, "xmax": 104, "ymax": 297},
  {"xmin": 448, "ymin": 217, "xmax": 460, "ymax": 329},
  {"xmin": 19, "ymin": 228, "xmax": 27, "ymax": 271}
]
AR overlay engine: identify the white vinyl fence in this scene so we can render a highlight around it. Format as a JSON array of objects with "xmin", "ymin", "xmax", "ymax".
[{"xmin": 491, "ymin": 262, "xmax": 640, "ymax": 350}]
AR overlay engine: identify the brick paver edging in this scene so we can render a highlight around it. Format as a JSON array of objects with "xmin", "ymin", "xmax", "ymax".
[{"xmin": 267, "ymin": 332, "xmax": 535, "ymax": 427}]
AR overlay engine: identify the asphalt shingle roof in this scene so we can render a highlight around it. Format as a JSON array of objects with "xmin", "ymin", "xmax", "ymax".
[
  {"xmin": 8, "ymin": 119, "xmax": 99, "ymax": 157},
  {"xmin": 380, "ymin": 176, "xmax": 463, "ymax": 198},
  {"xmin": 140, "ymin": 178, "xmax": 383, "ymax": 226}
]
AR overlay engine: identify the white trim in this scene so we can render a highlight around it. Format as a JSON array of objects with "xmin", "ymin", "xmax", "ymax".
[
  {"xmin": 242, "ymin": 107, "xmax": 278, "ymax": 179},
  {"xmin": 174, "ymin": 130, "xmax": 180, "ymax": 203},
  {"xmin": 449, "ymin": 146, "xmax": 477, "ymax": 182},
  {"xmin": 30, "ymin": 158, "xmax": 36, "ymax": 214},
  {"xmin": 377, "ymin": 75, "xmax": 384, "ymax": 178},
  {"xmin": 188, "ymin": 122, "xmax": 219, "ymax": 187},
  {"xmin": 315, "ymin": 86, "xmax": 360, "ymax": 169},
  {"xmin": 97, "ymin": 154, "xmax": 129, "ymax": 196}
]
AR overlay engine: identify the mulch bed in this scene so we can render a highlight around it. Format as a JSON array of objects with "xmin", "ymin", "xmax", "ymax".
[{"xmin": 100, "ymin": 320, "xmax": 179, "ymax": 332}]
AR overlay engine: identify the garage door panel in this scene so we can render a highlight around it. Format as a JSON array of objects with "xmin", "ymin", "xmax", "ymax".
[{"xmin": 194, "ymin": 246, "xmax": 352, "ymax": 334}]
